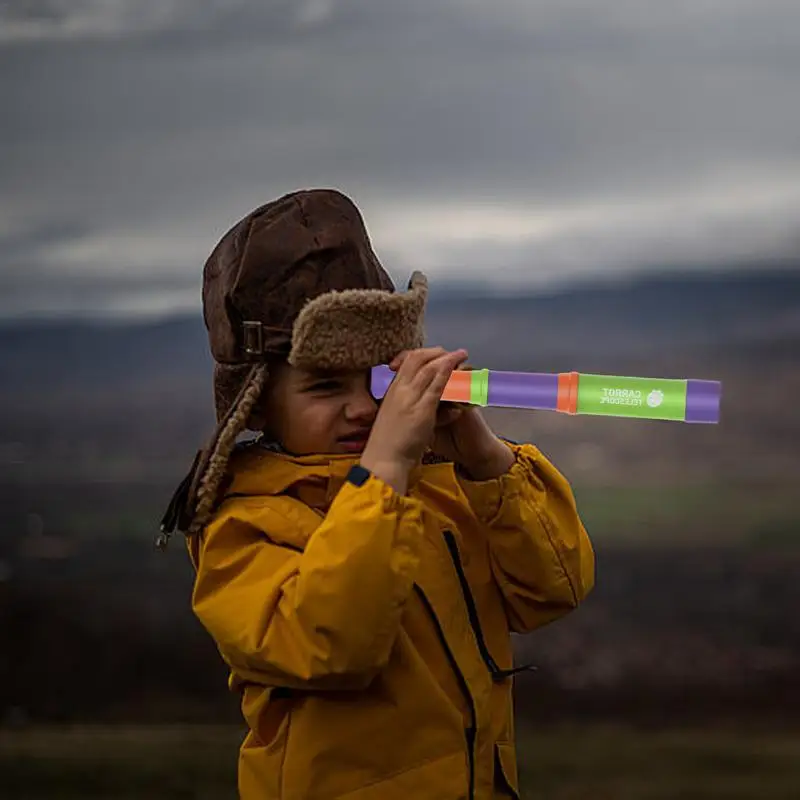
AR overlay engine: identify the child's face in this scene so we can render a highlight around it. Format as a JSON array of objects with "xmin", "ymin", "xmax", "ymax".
[{"xmin": 257, "ymin": 362, "xmax": 379, "ymax": 455}]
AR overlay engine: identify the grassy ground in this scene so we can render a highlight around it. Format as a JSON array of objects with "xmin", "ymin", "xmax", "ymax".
[
  {"xmin": 5, "ymin": 479, "xmax": 797, "ymax": 549},
  {"xmin": 571, "ymin": 482, "xmax": 799, "ymax": 548},
  {"xmin": 1, "ymin": 722, "xmax": 799, "ymax": 799},
  {"xmin": 516, "ymin": 723, "xmax": 800, "ymax": 799}
]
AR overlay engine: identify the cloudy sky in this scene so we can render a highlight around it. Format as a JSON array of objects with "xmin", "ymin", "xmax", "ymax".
[{"xmin": 1, "ymin": 0, "xmax": 799, "ymax": 318}]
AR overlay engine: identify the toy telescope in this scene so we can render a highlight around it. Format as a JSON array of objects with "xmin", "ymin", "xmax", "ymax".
[{"xmin": 371, "ymin": 366, "xmax": 721, "ymax": 424}]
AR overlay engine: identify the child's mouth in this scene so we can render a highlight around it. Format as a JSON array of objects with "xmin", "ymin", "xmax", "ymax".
[{"xmin": 338, "ymin": 430, "xmax": 370, "ymax": 452}]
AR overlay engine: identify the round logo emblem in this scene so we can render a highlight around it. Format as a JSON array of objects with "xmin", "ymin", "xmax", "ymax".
[{"xmin": 647, "ymin": 389, "xmax": 664, "ymax": 408}]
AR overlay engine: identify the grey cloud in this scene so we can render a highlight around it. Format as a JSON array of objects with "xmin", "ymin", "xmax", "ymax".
[
  {"xmin": 0, "ymin": 221, "xmax": 90, "ymax": 264},
  {"xmin": 0, "ymin": 0, "xmax": 353, "ymax": 43},
  {"xmin": 1, "ymin": 0, "xmax": 799, "ymax": 316},
  {"xmin": 0, "ymin": 1, "xmax": 244, "ymax": 42},
  {"xmin": 0, "ymin": 270, "xmax": 200, "ymax": 319}
]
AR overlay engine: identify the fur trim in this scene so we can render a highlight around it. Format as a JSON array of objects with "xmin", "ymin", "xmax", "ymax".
[{"xmin": 288, "ymin": 271, "xmax": 428, "ymax": 371}]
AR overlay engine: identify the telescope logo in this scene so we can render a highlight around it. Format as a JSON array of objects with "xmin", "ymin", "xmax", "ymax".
[{"xmin": 647, "ymin": 389, "xmax": 664, "ymax": 408}]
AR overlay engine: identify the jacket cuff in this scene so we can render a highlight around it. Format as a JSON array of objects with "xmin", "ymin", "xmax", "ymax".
[
  {"xmin": 456, "ymin": 442, "xmax": 542, "ymax": 525},
  {"xmin": 341, "ymin": 463, "xmax": 424, "ymax": 518}
]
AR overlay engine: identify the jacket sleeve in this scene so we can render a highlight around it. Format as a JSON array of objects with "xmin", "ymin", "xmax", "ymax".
[
  {"xmin": 189, "ymin": 470, "xmax": 425, "ymax": 691},
  {"xmin": 457, "ymin": 442, "xmax": 595, "ymax": 633}
]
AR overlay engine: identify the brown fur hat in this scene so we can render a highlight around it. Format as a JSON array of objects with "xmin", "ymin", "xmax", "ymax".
[{"xmin": 157, "ymin": 188, "xmax": 428, "ymax": 547}]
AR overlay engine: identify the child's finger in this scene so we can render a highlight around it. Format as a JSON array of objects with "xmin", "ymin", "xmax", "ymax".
[
  {"xmin": 426, "ymin": 350, "xmax": 468, "ymax": 397},
  {"xmin": 396, "ymin": 347, "xmax": 448, "ymax": 383},
  {"xmin": 389, "ymin": 350, "xmax": 410, "ymax": 371},
  {"xmin": 405, "ymin": 349, "xmax": 464, "ymax": 395}
]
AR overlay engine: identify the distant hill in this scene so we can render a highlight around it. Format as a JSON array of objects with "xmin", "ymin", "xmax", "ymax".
[
  {"xmin": 0, "ymin": 315, "xmax": 212, "ymax": 391},
  {"xmin": 1, "ymin": 266, "xmax": 798, "ymax": 392},
  {"xmin": 426, "ymin": 266, "xmax": 800, "ymax": 369}
]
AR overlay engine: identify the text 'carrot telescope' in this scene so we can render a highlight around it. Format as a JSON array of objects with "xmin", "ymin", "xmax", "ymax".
[{"xmin": 370, "ymin": 366, "xmax": 721, "ymax": 424}]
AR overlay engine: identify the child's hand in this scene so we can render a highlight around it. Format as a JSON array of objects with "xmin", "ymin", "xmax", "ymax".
[
  {"xmin": 432, "ymin": 402, "xmax": 515, "ymax": 481},
  {"xmin": 380, "ymin": 354, "xmax": 514, "ymax": 481},
  {"xmin": 360, "ymin": 347, "xmax": 467, "ymax": 494}
]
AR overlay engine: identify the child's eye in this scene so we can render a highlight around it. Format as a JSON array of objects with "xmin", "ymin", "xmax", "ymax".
[{"xmin": 308, "ymin": 380, "xmax": 341, "ymax": 392}]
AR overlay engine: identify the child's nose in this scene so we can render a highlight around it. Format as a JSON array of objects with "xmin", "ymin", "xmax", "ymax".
[{"xmin": 345, "ymin": 385, "xmax": 378, "ymax": 421}]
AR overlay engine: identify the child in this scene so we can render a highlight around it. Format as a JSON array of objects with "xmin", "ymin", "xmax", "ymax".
[{"xmin": 159, "ymin": 188, "xmax": 595, "ymax": 799}]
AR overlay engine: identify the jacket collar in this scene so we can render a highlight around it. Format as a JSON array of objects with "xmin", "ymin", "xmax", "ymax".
[{"xmin": 225, "ymin": 440, "xmax": 448, "ymax": 504}]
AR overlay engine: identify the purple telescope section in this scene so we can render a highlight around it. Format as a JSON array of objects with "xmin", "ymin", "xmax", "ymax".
[
  {"xmin": 685, "ymin": 380, "xmax": 722, "ymax": 423},
  {"xmin": 370, "ymin": 364, "xmax": 394, "ymax": 398},
  {"xmin": 488, "ymin": 371, "xmax": 559, "ymax": 410}
]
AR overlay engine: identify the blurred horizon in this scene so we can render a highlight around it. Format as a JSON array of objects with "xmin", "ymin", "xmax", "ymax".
[{"xmin": 0, "ymin": 258, "xmax": 798, "ymax": 324}]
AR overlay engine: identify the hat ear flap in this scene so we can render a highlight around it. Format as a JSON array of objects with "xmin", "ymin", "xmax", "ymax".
[
  {"xmin": 288, "ymin": 271, "xmax": 428, "ymax": 371},
  {"xmin": 156, "ymin": 363, "xmax": 268, "ymax": 547}
]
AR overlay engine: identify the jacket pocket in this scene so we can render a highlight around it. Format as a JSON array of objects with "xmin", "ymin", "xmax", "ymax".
[{"xmin": 494, "ymin": 741, "xmax": 521, "ymax": 799}]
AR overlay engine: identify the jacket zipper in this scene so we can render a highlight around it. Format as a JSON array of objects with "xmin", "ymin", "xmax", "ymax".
[
  {"xmin": 494, "ymin": 743, "xmax": 521, "ymax": 799},
  {"xmin": 442, "ymin": 530, "xmax": 536, "ymax": 682},
  {"xmin": 413, "ymin": 584, "xmax": 476, "ymax": 800}
]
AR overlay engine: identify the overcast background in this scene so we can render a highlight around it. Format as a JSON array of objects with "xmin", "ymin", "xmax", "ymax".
[
  {"xmin": 1, "ymin": 0, "xmax": 799, "ymax": 319},
  {"xmin": 3, "ymin": 8, "xmax": 800, "ymax": 794}
]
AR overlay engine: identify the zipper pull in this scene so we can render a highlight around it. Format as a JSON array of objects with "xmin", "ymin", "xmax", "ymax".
[
  {"xmin": 491, "ymin": 663, "xmax": 538, "ymax": 682},
  {"xmin": 155, "ymin": 449, "xmax": 203, "ymax": 551}
]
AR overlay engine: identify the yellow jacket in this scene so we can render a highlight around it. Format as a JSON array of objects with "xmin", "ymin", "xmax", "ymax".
[{"xmin": 187, "ymin": 441, "xmax": 594, "ymax": 799}]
